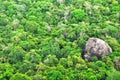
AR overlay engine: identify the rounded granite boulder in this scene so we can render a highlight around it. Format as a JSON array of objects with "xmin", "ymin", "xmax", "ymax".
[{"xmin": 83, "ymin": 38, "xmax": 112, "ymax": 60}]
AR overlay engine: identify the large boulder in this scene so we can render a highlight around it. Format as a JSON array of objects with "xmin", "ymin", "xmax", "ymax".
[{"xmin": 83, "ymin": 38, "xmax": 112, "ymax": 60}]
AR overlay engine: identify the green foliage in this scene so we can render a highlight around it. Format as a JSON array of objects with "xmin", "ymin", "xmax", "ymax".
[
  {"xmin": 8, "ymin": 46, "xmax": 25, "ymax": 64},
  {"xmin": 24, "ymin": 49, "xmax": 42, "ymax": 63},
  {"xmin": 46, "ymin": 70, "xmax": 63, "ymax": 80},
  {"xmin": 0, "ymin": 14, "xmax": 10, "ymax": 26},
  {"xmin": 103, "ymin": 25, "xmax": 118, "ymax": 37},
  {"xmin": 112, "ymin": 5, "xmax": 120, "ymax": 12},
  {"xmin": 10, "ymin": 73, "xmax": 31, "ymax": 80},
  {"xmin": 95, "ymin": 61, "xmax": 105, "ymax": 67},
  {"xmin": 43, "ymin": 54, "xmax": 58, "ymax": 66},
  {"xmin": 91, "ymin": 56, "xmax": 99, "ymax": 61},
  {"xmin": 106, "ymin": 36, "xmax": 120, "ymax": 51},
  {"xmin": 0, "ymin": 63, "xmax": 14, "ymax": 80},
  {"xmin": 110, "ymin": 52, "xmax": 120, "ymax": 59},
  {"xmin": 25, "ymin": 21, "xmax": 39, "ymax": 33},
  {"xmin": 71, "ymin": 9, "xmax": 85, "ymax": 21},
  {"xmin": 59, "ymin": 58, "xmax": 68, "ymax": 68},
  {"xmin": 113, "ymin": 57, "xmax": 120, "ymax": 71},
  {"xmin": 0, "ymin": 0, "xmax": 120, "ymax": 80},
  {"xmin": 106, "ymin": 71, "xmax": 120, "ymax": 80}
]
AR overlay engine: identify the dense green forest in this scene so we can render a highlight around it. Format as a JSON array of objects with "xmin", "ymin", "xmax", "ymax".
[{"xmin": 0, "ymin": 0, "xmax": 120, "ymax": 80}]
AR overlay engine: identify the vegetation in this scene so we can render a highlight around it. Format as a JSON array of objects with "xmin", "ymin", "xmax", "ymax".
[{"xmin": 0, "ymin": 0, "xmax": 120, "ymax": 80}]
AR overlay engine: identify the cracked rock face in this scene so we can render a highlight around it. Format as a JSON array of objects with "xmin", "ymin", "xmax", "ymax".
[{"xmin": 83, "ymin": 38, "xmax": 112, "ymax": 60}]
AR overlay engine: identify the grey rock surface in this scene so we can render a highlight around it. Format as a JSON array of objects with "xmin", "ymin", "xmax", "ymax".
[{"xmin": 84, "ymin": 38, "xmax": 112, "ymax": 60}]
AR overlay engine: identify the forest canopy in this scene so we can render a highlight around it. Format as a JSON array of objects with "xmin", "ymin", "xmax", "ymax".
[{"xmin": 0, "ymin": 0, "xmax": 120, "ymax": 80}]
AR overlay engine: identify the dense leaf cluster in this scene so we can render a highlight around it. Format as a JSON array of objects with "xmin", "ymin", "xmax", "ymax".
[{"xmin": 0, "ymin": 0, "xmax": 120, "ymax": 80}]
